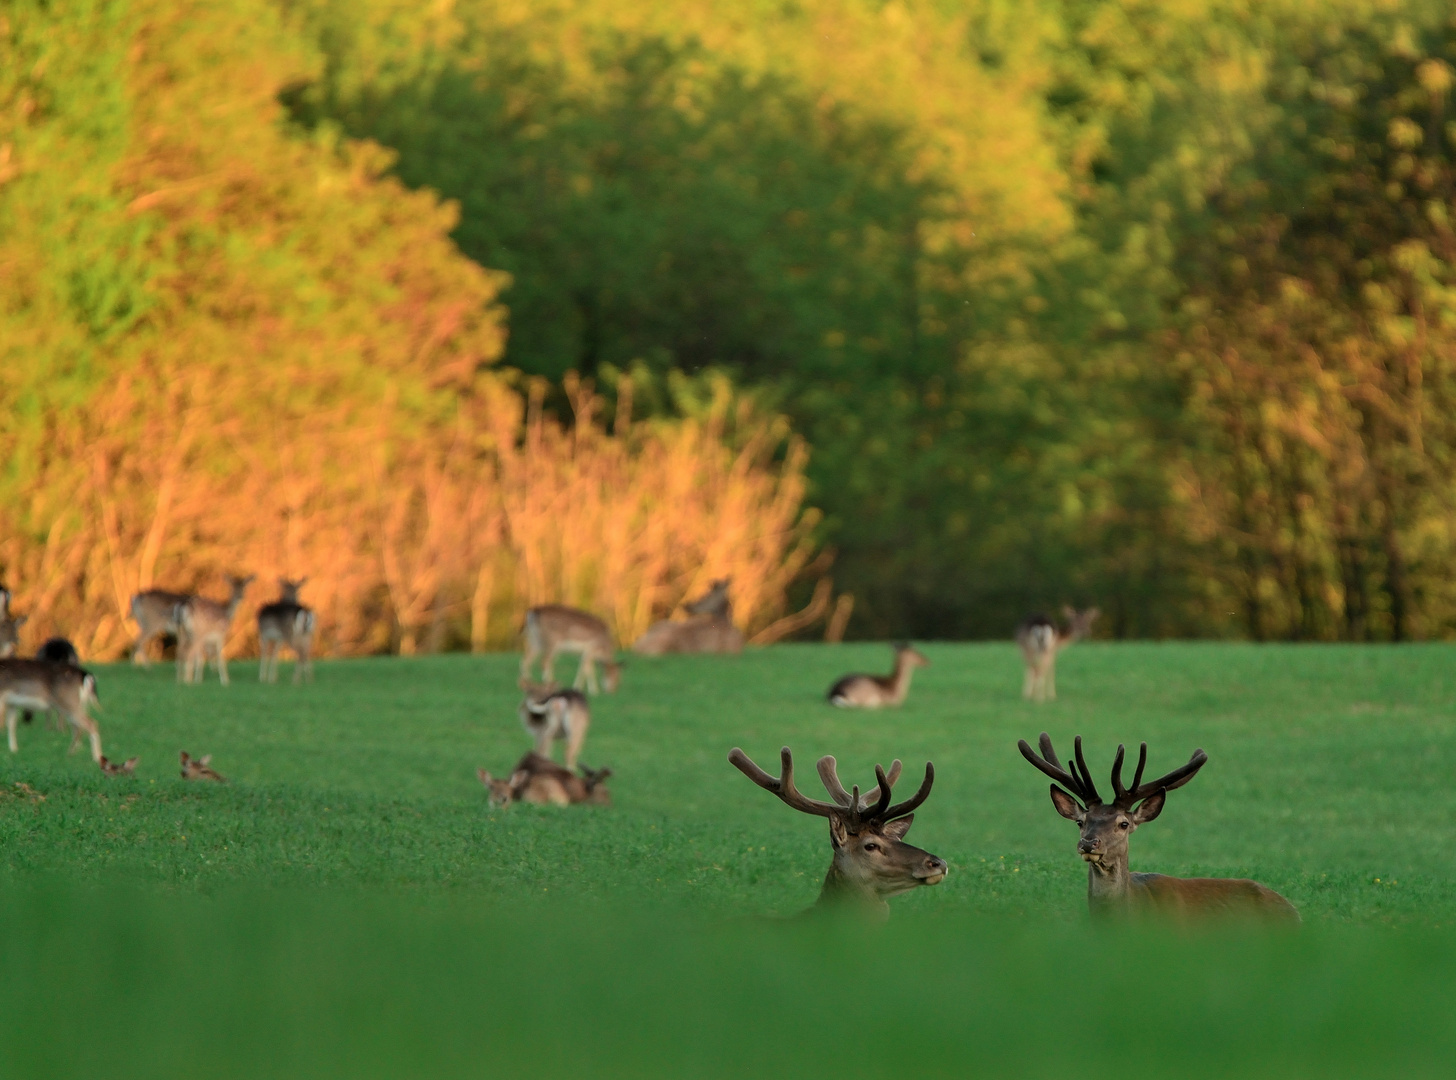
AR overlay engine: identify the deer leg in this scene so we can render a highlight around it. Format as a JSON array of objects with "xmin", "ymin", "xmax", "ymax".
[
  {"xmin": 1021, "ymin": 665, "xmax": 1035, "ymax": 700},
  {"xmin": 575, "ymin": 656, "xmax": 596, "ymax": 693},
  {"xmin": 217, "ymin": 645, "xmax": 230, "ymax": 686},
  {"xmin": 133, "ymin": 633, "xmax": 151, "ymax": 667},
  {"xmin": 67, "ymin": 709, "xmax": 101, "ymax": 764},
  {"xmin": 1046, "ymin": 660, "xmax": 1057, "ymax": 701},
  {"xmin": 6, "ymin": 708, "xmax": 18, "ymax": 753},
  {"xmin": 564, "ymin": 713, "xmax": 588, "ymax": 772},
  {"xmin": 301, "ymin": 643, "xmax": 314, "ymax": 684},
  {"xmin": 542, "ymin": 645, "xmax": 559, "ymax": 685},
  {"xmin": 520, "ymin": 639, "xmax": 539, "ymax": 682}
]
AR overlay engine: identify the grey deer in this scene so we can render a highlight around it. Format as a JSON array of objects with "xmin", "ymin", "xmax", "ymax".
[
  {"xmin": 1018, "ymin": 732, "xmax": 1299, "ymax": 922},
  {"xmin": 129, "ymin": 588, "xmax": 192, "ymax": 665},
  {"xmin": 633, "ymin": 579, "xmax": 744, "ymax": 656},
  {"xmin": 1015, "ymin": 606, "xmax": 1099, "ymax": 702},
  {"xmin": 728, "ymin": 745, "xmax": 946, "ymax": 917},
  {"xmin": 826, "ymin": 642, "xmax": 930, "ymax": 708},
  {"xmin": 177, "ymin": 575, "xmax": 255, "ymax": 685},
  {"xmin": 257, "ymin": 578, "xmax": 317, "ymax": 684},
  {"xmin": 0, "ymin": 658, "xmax": 103, "ymax": 763},
  {"xmin": 520, "ymin": 605, "xmax": 621, "ymax": 694}
]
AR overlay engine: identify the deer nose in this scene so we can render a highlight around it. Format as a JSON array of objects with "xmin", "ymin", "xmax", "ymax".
[
  {"xmin": 1078, "ymin": 837, "xmax": 1100, "ymax": 854},
  {"xmin": 926, "ymin": 855, "xmax": 947, "ymax": 874}
]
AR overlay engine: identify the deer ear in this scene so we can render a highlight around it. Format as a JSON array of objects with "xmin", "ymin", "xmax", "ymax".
[
  {"xmin": 1133, "ymin": 790, "xmax": 1166, "ymax": 824},
  {"xmin": 1049, "ymin": 785, "xmax": 1083, "ymax": 820},
  {"xmin": 477, "ymin": 768, "xmax": 493, "ymax": 786},
  {"xmin": 829, "ymin": 815, "xmax": 850, "ymax": 849},
  {"xmin": 881, "ymin": 815, "xmax": 914, "ymax": 840},
  {"xmin": 508, "ymin": 770, "xmax": 530, "ymax": 789},
  {"xmin": 199, "ymin": 755, "xmax": 212, "ymax": 766}
]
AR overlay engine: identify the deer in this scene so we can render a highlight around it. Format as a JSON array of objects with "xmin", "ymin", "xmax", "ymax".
[
  {"xmin": 176, "ymin": 575, "xmax": 255, "ymax": 685},
  {"xmin": 478, "ymin": 752, "xmax": 613, "ymax": 808},
  {"xmin": 520, "ymin": 605, "xmax": 621, "ymax": 693},
  {"xmin": 0, "ymin": 658, "xmax": 103, "ymax": 763},
  {"xmin": 180, "ymin": 751, "xmax": 226, "ymax": 782},
  {"xmin": 518, "ymin": 679, "xmax": 592, "ymax": 770},
  {"xmin": 20, "ymin": 637, "xmax": 82, "ymax": 730},
  {"xmin": 1015, "ymin": 606, "xmax": 1099, "ymax": 702},
  {"xmin": 99, "ymin": 755, "xmax": 139, "ymax": 777},
  {"xmin": 634, "ymin": 578, "xmax": 745, "ymax": 655},
  {"xmin": 826, "ymin": 642, "xmax": 930, "ymax": 708},
  {"xmin": 1018, "ymin": 732, "xmax": 1299, "ymax": 922},
  {"xmin": 129, "ymin": 588, "xmax": 192, "ymax": 665},
  {"xmin": 728, "ymin": 745, "xmax": 946, "ymax": 917},
  {"xmin": 0, "ymin": 601, "xmax": 26, "ymax": 658},
  {"xmin": 257, "ymin": 578, "xmax": 317, "ymax": 684}
]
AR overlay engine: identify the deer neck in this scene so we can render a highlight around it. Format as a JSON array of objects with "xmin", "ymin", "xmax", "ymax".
[
  {"xmin": 1085, "ymin": 851, "xmax": 1133, "ymax": 912},
  {"xmin": 817, "ymin": 861, "xmax": 890, "ymax": 916},
  {"xmin": 886, "ymin": 656, "xmax": 917, "ymax": 702}
]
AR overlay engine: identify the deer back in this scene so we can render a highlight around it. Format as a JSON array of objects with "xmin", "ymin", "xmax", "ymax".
[
  {"xmin": 632, "ymin": 613, "xmax": 744, "ymax": 655},
  {"xmin": 0, "ymin": 658, "xmax": 95, "ymax": 713},
  {"xmin": 130, "ymin": 590, "xmax": 190, "ymax": 634},
  {"xmin": 526, "ymin": 605, "xmax": 614, "ymax": 652}
]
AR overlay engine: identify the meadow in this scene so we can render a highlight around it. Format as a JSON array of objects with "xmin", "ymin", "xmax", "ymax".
[{"xmin": 2, "ymin": 642, "xmax": 1455, "ymax": 1077}]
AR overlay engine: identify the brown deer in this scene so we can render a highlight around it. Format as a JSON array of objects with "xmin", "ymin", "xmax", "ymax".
[
  {"xmin": 180, "ymin": 751, "xmax": 226, "ymax": 782},
  {"xmin": 1018, "ymin": 732, "xmax": 1299, "ymax": 922},
  {"xmin": 728, "ymin": 745, "xmax": 946, "ymax": 916},
  {"xmin": 177, "ymin": 575, "xmax": 255, "ymax": 685},
  {"xmin": 478, "ymin": 752, "xmax": 613, "ymax": 808},
  {"xmin": 518, "ymin": 679, "xmax": 592, "ymax": 770},
  {"xmin": 1015, "ymin": 606, "xmax": 1099, "ymax": 702},
  {"xmin": 99, "ymin": 755, "xmax": 139, "ymax": 777},
  {"xmin": 0, "ymin": 658, "xmax": 103, "ymax": 763},
  {"xmin": 257, "ymin": 578, "xmax": 317, "ymax": 684},
  {"xmin": 20, "ymin": 637, "xmax": 82, "ymax": 730},
  {"xmin": 634, "ymin": 578, "xmax": 745, "ymax": 655},
  {"xmin": 826, "ymin": 643, "xmax": 930, "ymax": 708},
  {"xmin": 520, "ymin": 605, "xmax": 621, "ymax": 693},
  {"xmin": 129, "ymin": 588, "xmax": 191, "ymax": 665}
]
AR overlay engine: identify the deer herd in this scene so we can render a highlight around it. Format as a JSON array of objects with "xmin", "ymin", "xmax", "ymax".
[{"xmin": 0, "ymin": 575, "xmax": 1300, "ymax": 923}]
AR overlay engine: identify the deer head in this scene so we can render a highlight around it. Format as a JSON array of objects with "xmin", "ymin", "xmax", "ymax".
[
  {"xmin": 1018, "ymin": 732, "xmax": 1206, "ymax": 871},
  {"xmin": 99, "ymin": 755, "xmax": 139, "ymax": 777},
  {"xmin": 1060, "ymin": 607, "xmax": 1100, "ymax": 643},
  {"xmin": 728, "ymin": 746, "xmax": 946, "ymax": 911},
  {"xmin": 277, "ymin": 578, "xmax": 308, "ymax": 603}
]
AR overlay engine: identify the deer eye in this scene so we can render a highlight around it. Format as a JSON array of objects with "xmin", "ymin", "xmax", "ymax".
[
  {"xmin": 863, "ymin": 842, "xmax": 880, "ymax": 852},
  {"xmin": 1118, "ymin": 820, "xmax": 1129, "ymax": 829}
]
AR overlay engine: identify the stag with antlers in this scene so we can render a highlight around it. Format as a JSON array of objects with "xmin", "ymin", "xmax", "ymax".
[
  {"xmin": 1018, "ymin": 732, "xmax": 1298, "ymax": 921},
  {"xmin": 728, "ymin": 746, "xmax": 946, "ymax": 916}
]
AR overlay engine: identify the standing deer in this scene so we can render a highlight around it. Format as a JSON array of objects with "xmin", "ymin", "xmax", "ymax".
[
  {"xmin": 478, "ymin": 752, "xmax": 612, "ymax": 808},
  {"xmin": 257, "ymin": 578, "xmax": 317, "ymax": 684},
  {"xmin": 129, "ymin": 588, "xmax": 191, "ymax": 665},
  {"xmin": 20, "ymin": 637, "xmax": 82, "ymax": 729},
  {"xmin": 1018, "ymin": 732, "xmax": 1299, "ymax": 922},
  {"xmin": 1016, "ymin": 606, "xmax": 1099, "ymax": 702},
  {"xmin": 0, "ymin": 658, "xmax": 103, "ymax": 763},
  {"xmin": 177, "ymin": 575, "xmax": 255, "ymax": 685},
  {"xmin": 826, "ymin": 643, "xmax": 930, "ymax": 708},
  {"xmin": 521, "ymin": 605, "xmax": 621, "ymax": 693},
  {"xmin": 728, "ymin": 745, "xmax": 946, "ymax": 916},
  {"xmin": 180, "ymin": 751, "xmax": 226, "ymax": 782},
  {"xmin": 518, "ymin": 679, "xmax": 592, "ymax": 770}
]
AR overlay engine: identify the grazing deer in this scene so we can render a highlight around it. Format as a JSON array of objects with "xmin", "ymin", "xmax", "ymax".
[
  {"xmin": 180, "ymin": 751, "xmax": 226, "ymax": 782},
  {"xmin": 177, "ymin": 575, "xmax": 255, "ymax": 685},
  {"xmin": 129, "ymin": 588, "xmax": 191, "ymax": 665},
  {"xmin": 1016, "ymin": 606, "xmax": 1099, "ymax": 702},
  {"xmin": 521, "ymin": 605, "xmax": 621, "ymax": 693},
  {"xmin": 519, "ymin": 679, "xmax": 592, "ymax": 770},
  {"xmin": 99, "ymin": 755, "xmax": 139, "ymax": 777},
  {"xmin": 728, "ymin": 746, "xmax": 946, "ymax": 916},
  {"xmin": 257, "ymin": 578, "xmax": 317, "ymax": 684},
  {"xmin": 827, "ymin": 643, "xmax": 930, "ymax": 708},
  {"xmin": 478, "ymin": 752, "xmax": 613, "ymax": 808},
  {"xmin": 1018, "ymin": 732, "xmax": 1299, "ymax": 922},
  {"xmin": 0, "ymin": 658, "xmax": 103, "ymax": 763}
]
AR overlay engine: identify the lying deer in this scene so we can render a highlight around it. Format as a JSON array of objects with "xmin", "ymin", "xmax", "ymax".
[
  {"xmin": 478, "ymin": 752, "xmax": 613, "ymax": 808},
  {"xmin": 521, "ymin": 605, "xmax": 621, "ymax": 693},
  {"xmin": 180, "ymin": 751, "xmax": 226, "ymax": 782},
  {"xmin": 728, "ymin": 745, "xmax": 946, "ymax": 916},
  {"xmin": 0, "ymin": 658, "xmax": 103, "ymax": 762},
  {"xmin": 1015, "ymin": 606, "xmax": 1099, "ymax": 702},
  {"xmin": 1019, "ymin": 732, "xmax": 1298, "ymax": 922},
  {"xmin": 519, "ymin": 679, "xmax": 591, "ymax": 770},
  {"xmin": 99, "ymin": 755, "xmax": 139, "ymax": 777},
  {"xmin": 634, "ymin": 579, "xmax": 745, "ymax": 655},
  {"xmin": 826, "ymin": 643, "xmax": 929, "ymax": 708},
  {"xmin": 177, "ymin": 575, "xmax": 255, "ymax": 685},
  {"xmin": 257, "ymin": 578, "xmax": 317, "ymax": 684},
  {"xmin": 129, "ymin": 588, "xmax": 191, "ymax": 665}
]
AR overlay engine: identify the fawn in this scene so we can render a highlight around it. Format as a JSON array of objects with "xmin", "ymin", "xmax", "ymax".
[
  {"xmin": 257, "ymin": 578, "xmax": 317, "ymax": 684},
  {"xmin": 521, "ymin": 605, "xmax": 621, "ymax": 693},
  {"xmin": 1016, "ymin": 606, "xmax": 1099, "ymax": 702},
  {"xmin": 826, "ymin": 643, "xmax": 929, "ymax": 707}
]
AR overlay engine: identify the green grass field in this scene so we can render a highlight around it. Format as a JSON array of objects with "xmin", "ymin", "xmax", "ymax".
[{"xmin": 3, "ymin": 643, "xmax": 1455, "ymax": 1077}]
